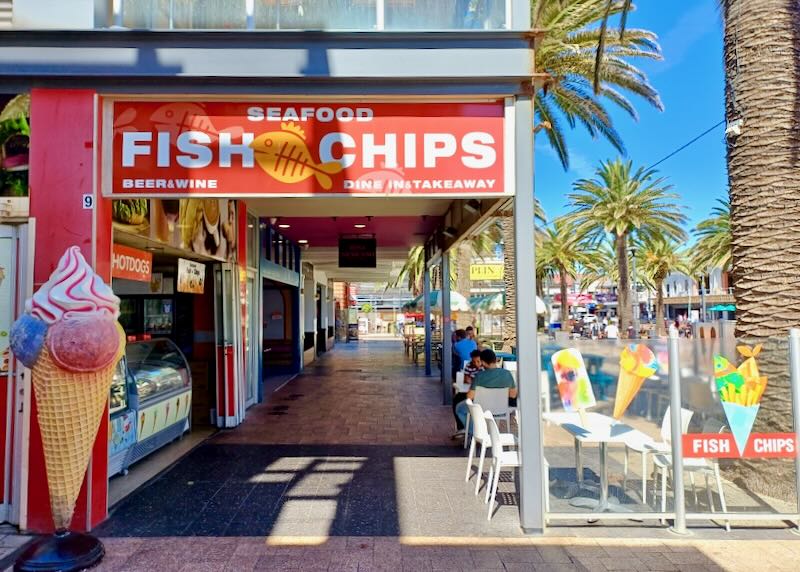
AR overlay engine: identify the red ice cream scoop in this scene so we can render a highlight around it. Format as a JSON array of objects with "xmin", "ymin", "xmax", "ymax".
[{"xmin": 47, "ymin": 316, "xmax": 121, "ymax": 373}]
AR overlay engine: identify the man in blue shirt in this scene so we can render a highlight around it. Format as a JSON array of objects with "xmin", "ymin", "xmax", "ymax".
[{"xmin": 453, "ymin": 329, "xmax": 477, "ymax": 370}]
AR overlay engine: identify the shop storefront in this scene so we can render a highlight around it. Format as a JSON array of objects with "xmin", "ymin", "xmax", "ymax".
[{"xmin": 0, "ymin": 5, "xmax": 542, "ymax": 535}]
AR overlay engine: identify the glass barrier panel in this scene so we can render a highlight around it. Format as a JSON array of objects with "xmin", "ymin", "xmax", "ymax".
[
  {"xmin": 122, "ymin": 0, "xmax": 171, "ymax": 29},
  {"xmin": 541, "ymin": 336, "xmax": 672, "ymax": 520},
  {"xmin": 679, "ymin": 336, "xmax": 798, "ymax": 523}
]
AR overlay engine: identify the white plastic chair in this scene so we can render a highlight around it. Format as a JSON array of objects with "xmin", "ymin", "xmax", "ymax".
[
  {"xmin": 463, "ymin": 386, "xmax": 511, "ymax": 448},
  {"xmin": 653, "ymin": 419, "xmax": 730, "ymax": 531},
  {"xmin": 484, "ymin": 411, "xmax": 521, "ymax": 520},
  {"xmin": 464, "ymin": 399, "xmax": 516, "ymax": 496},
  {"xmin": 622, "ymin": 406, "xmax": 693, "ymax": 502}
]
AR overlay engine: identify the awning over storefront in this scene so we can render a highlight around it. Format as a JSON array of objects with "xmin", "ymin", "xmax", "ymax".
[
  {"xmin": 469, "ymin": 292, "xmax": 546, "ymax": 314},
  {"xmin": 402, "ymin": 290, "xmax": 471, "ymax": 312},
  {"xmin": 709, "ymin": 304, "xmax": 736, "ymax": 312}
]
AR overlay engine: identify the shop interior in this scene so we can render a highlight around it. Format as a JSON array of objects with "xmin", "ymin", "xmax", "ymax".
[{"xmin": 107, "ymin": 198, "xmax": 239, "ymax": 504}]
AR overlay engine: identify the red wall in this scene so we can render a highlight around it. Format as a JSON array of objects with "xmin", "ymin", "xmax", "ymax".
[{"xmin": 27, "ymin": 89, "xmax": 110, "ymax": 532}]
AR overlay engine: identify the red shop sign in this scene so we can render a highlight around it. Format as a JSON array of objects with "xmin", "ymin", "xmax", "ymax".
[
  {"xmin": 111, "ymin": 243, "xmax": 153, "ymax": 282},
  {"xmin": 683, "ymin": 433, "xmax": 798, "ymax": 459},
  {"xmin": 102, "ymin": 100, "xmax": 508, "ymax": 198}
]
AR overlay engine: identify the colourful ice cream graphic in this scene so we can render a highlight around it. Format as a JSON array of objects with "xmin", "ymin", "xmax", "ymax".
[
  {"xmin": 613, "ymin": 344, "xmax": 659, "ymax": 420},
  {"xmin": 9, "ymin": 246, "xmax": 125, "ymax": 529},
  {"xmin": 552, "ymin": 348, "xmax": 596, "ymax": 425},
  {"xmin": 714, "ymin": 345, "xmax": 768, "ymax": 455}
]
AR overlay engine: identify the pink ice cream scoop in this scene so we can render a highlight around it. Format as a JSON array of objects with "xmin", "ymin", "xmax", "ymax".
[
  {"xmin": 47, "ymin": 317, "xmax": 122, "ymax": 372},
  {"xmin": 17, "ymin": 246, "xmax": 123, "ymax": 373}
]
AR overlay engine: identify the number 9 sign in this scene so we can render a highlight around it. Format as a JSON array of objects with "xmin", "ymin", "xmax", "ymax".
[{"xmin": 82, "ymin": 194, "xmax": 94, "ymax": 209}]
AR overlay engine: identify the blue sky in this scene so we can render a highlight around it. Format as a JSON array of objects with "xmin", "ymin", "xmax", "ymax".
[{"xmin": 535, "ymin": 0, "xmax": 727, "ymax": 231}]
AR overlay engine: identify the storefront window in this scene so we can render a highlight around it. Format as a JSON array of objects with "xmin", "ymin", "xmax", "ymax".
[
  {"xmin": 385, "ymin": 0, "xmax": 505, "ymax": 30},
  {"xmin": 119, "ymin": 0, "xmax": 505, "ymax": 30},
  {"xmin": 255, "ymin": 0, "xmax": 377, "ymax": 30},
  {"xmin": 122, "ymin": 0, "xmax": 247, "ymax": 29}
]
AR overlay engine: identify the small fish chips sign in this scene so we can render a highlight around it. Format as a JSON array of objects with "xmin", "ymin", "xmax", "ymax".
[{"xmin": 102, "ymin": 100, "xmax": 507, "ymax": 198}]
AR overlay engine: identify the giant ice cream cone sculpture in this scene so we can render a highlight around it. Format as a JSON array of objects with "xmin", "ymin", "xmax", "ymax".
[
  {"xmin": 10, "ymin": 247, "xmax": 124, "ymax": 529},
  {"xmin": 613, "ymin": 344, "xmax": 658, "ymax": 420},
  {"xmin": 714, "ymin": 345, "xmax": 768, "ymax": 456}
]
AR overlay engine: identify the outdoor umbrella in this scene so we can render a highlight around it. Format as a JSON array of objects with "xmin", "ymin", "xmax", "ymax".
[
  {"xmin": 468, "ymin": 292, "xmax": 546, "ymax": 314},
  {"xmin": 402, "ymin": 290, "xmax": 471, "ymax": 312}
]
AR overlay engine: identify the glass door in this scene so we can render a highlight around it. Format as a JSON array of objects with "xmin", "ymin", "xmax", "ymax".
[
  {"xmin": 214, "ymin": 263, "xmax": 245, "ymax": 427},
  {"xmin": 243, "ymin": 270, "xmax": 259, "ymax": 408}
]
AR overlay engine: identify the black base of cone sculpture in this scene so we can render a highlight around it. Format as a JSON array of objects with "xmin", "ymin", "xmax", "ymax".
[{"xmin": 14, "ymin": 530, "xmax": 104, "ymax": 572}]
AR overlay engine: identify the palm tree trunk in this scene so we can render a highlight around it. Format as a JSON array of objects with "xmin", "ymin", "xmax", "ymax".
[
  {"xmin": 456, "ymin": 243, "xmax": 472, "ymax": 328},
  {"xmin": 655, "ymin": 278, "xmax": 665, "ymax": 337},
  {"xmin": 559, "ymin": 265, "xmax": 569, "ymax": 332},
  {"xmin": 615, "ymin": 234, "xmax": 631, "ymax": 336},
  {"xmin": 724, "ymin": 1, "xmax": 799, "ymax": 504},
  {"xmin": 502, "ymin": 216, "xmax": 515, "ymax": 352},
  {"xmin": 725, "ymin": 1, "xmax": 800, "ymax": 338}
]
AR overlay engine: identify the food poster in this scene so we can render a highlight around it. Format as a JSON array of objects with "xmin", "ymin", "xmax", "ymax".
[
  {"xmin": 109, "ymin": 410, "xmax": 137, "ymax": 456},
  {"xmin": 0, "ymin": 237, "xmax": 12, "ymax": 374},
  {"xmin": 112, "ymin": 198, "xmax": 237, "ymax": 262}
]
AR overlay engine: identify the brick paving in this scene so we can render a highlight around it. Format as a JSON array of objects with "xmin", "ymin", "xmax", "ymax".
[{"xmin": 90, "ymin": 339, "xmax": 800, "ymax": 571}]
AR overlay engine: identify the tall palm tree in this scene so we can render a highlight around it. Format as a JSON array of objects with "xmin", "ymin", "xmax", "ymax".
[
  {"xmin": 692, "ymin": 198, "xmax": 732, "ymax": 273},
  {"xmin": 720, "ymin": 2, "xmax": 800, "ymax": 338},
  {"xmin": 536, "ymin": 219, "xmax": 592, "ymax": 330},
  {"xmin": 566, "ymin": 158, "xmax": 687, "ymax": 335},
  {"xmin": 578, "ymin": 239, "xmax": 619, "ymax": 291},
  {"xmin": 532, "ymin": 0, "xmax": 662, "ymax": 168},
  {"xmin": 639, "ymin": 236, "xmax": 690, "ymax": 336},
  {"xmin": 501, "ymin": 200, "xmax": 547, "ymax": 351}
]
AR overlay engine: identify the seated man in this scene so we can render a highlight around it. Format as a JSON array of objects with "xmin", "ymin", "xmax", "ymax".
[
  {"xmin": 451, "ymin": 349, "xmax": 483, "ymax": 438},
  {"xmin": 454, "ymin": 349, "xmax": 517, "ymax": 435},
  {"xmin": 453, "ymin": 328, "xmax": 478, "ymax": 371}
]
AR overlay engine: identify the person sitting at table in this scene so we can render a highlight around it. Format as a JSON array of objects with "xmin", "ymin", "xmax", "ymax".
[
  {"xmin": 454, "ymin": 349, "xmax": 517, "ymax": 436},
  {"xmin": 451, "ymin": 349, "xmax": 484, "ymax": 438},
  {"xmin": 453, "ymin": 328, "xmax": 477, "ymax": 371}
]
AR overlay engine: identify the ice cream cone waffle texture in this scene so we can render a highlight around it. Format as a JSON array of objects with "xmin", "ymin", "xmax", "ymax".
[
  {"xmin": 32, "ymin": 347, "xmax": 117, "ymax": 529},
  {"xmin": 613, "ymin": 369, "xmax": 646, "ymax": 420}
]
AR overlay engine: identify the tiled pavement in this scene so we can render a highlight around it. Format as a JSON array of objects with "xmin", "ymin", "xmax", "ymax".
[{"xmin": 91, "ymin": 340, "xmax": 800, "ymax": 571}]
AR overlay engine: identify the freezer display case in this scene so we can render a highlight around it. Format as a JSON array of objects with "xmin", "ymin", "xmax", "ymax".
[{"xmin": 109, "ymin": 339, "xmax": 192, "ymax": 478}]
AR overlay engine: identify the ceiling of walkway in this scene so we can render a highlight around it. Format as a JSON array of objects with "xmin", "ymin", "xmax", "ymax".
[{"xmin": 248, "ymin": 197, "xmax": 449, "ymax": 282}]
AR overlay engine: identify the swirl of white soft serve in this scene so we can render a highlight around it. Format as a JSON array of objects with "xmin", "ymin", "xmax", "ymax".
[{"xmin": 26, "ymin": 246, "xmax": 120, "ymax": 325}]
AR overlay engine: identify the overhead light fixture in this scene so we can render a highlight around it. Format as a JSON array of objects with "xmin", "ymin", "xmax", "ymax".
[
  {"xmin": 298, "ymin": 239, "xmax": 308, "ymax": 244},
  {"xmin": 278, "ymin": 223, "xmax": 291, "ymax": 229},
  {"xmin": 442, "ymin": 226, "xmax": 458, "ymax": 238},
  {"xmin": 354, "ymin": 223, "xmax": 367, "ymax": 229},
  {"xmin": 247, "ymin": 224, "xmax": 254, "ymax": 229},
  {"xmin": 464, "ymin": 199, "xmax": 481, "ymax": 214}
]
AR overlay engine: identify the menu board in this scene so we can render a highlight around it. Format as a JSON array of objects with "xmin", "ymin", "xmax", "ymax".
[
  {"xmin": 177, "ymin": 258, "xmax": 205, "ymax": 294},
  {"xmin": 112, "ymin": 198, "xmax": 237, "ymax": 262}
]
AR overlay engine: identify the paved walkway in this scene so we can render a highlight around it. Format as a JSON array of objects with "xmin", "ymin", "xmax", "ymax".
[{"xmin": 92, "ymin": 340, "xmax": 800, "ymax": 571}]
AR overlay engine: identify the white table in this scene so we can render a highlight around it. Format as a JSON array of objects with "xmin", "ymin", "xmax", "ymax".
[{"xmin": 544, "ymin": 411, "xmax": 655, "ymax": 513}]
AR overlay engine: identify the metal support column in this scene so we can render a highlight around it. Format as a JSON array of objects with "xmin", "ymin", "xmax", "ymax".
[
  {"xmin": 441, "ymin": 253, "xmax": 453, "ymax": 406},
  {"xmin": 668, "ymin": 328, "xmax": 688, "ymax": 534},
  {"xmin": 788, "ymin": 329, "xmax": 800, "ymax": 531},
  {"xmin": 424, "ymin": 265, "xmax": 432, "ymax": 376},
  {"xmin": 514, "ymin": 95, "xmax": 545, "ymax": 534}
]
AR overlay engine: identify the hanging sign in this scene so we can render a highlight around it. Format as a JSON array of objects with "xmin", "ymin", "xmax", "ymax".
[
  {"xmin": 683, "ymin": 433, "xmax": 797, "ymax": 459},
  {"xmin": 469, "ymin": 263, "xmax": 503, "ymax": 280},
  {"xmin": 112, "ymin": 244, "xmax": 153, "ymax": 282},
  {"xmin": 177, "ymin": 258, "xmax": 205, "ymax": 294},
  {"xmin": 339, "ymin": 237, "xmax": 377, "ymax": 268},
  {"xmin": 103, "ymin": 100, "xmax": 507, "ymax": 198}
]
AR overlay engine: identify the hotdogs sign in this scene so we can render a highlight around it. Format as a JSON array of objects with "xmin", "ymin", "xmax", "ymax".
[{"xmin": 102, "ymin": 100, "xmax": 508, "ymax": 198}]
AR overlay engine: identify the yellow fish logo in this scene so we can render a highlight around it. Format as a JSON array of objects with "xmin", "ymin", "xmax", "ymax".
[{"xmin": 251, "ymin": 122, "xmax": 343, "ymax": 190}]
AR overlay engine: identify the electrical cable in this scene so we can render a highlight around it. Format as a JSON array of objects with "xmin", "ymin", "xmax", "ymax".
[{"xmin": 645, "ymin": 119, "xmax": 725, "ymax": 171}]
